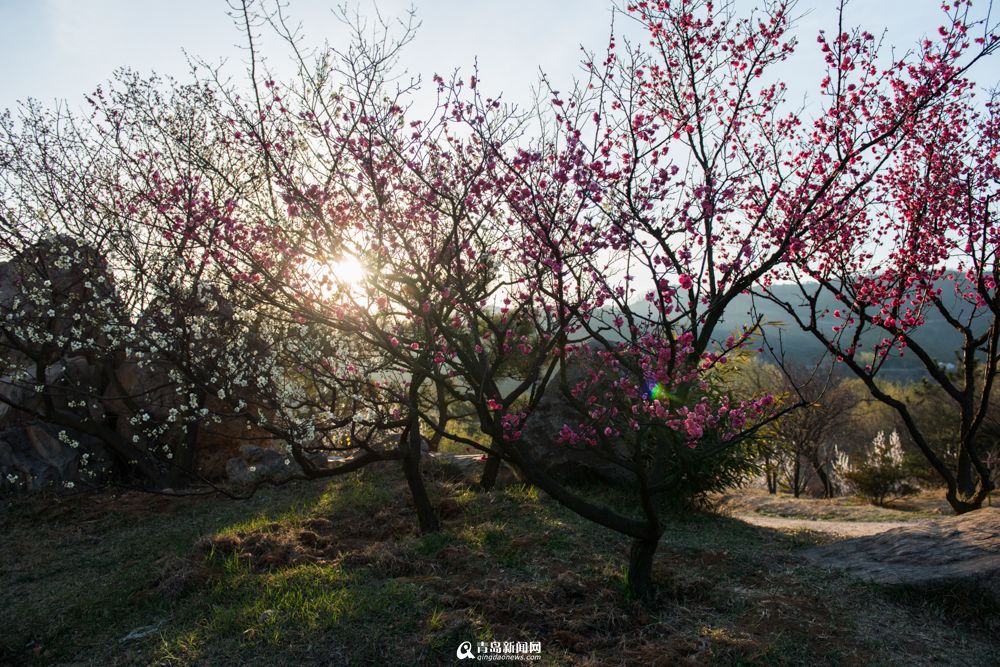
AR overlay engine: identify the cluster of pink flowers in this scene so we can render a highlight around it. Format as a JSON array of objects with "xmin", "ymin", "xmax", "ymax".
[{"xmin": 552, "ymin": 332, "xmax": 776, "ymax": 449}]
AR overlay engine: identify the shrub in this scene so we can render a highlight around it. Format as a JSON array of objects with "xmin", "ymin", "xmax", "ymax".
[{"xmin": 844, "ymin": 431, "xmax": 918, "ymax": 506}]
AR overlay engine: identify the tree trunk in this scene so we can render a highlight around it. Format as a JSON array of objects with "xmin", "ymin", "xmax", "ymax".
[
  {"xmin": 627, "ymin": 535, "xmax": 660, "ymax": 602},
  {"xmin": 427, "ymin": 380, "xmax": 450, "ymax": 452},
  {"xmin": 944, "ymin": 482, "xmax": 987, "ymax": 514},
  {"xmin": 763, "ymin": 452, "xmax": 778, "ymax": 494},
  {"xmin": 169, "ymin": 423, "xmax": 199, "ymax": 488},
  {"xmin": 814, "ymin": 461, "xmax": 833, "ymax": 499},
  {"xmin": 402, "ymin": 428, "xmax": 440, "ymax": 534},
  {"xmin": 479, "ymin": 451, "xmax": 502, "ymax": 491},
  {"xmin": 403, "ymin": 374, "xmax": 439, "ymax": 534},
  {"xmin": 792, "ymin": 457, "xmax": 801, "ymax": 498},
  {"xmin": 169, "ymin": 392, "xmax": 205, "ymax": 488},
  {"xmin": 956, "ymin": 448, "xmax": 979, "ymax": 499},
  {"xmin": 766, "ymin": 466, "xmax": 778, "ymax": 494},
  {"xmin": 945, "ymin": 446, "xmax": 993, "ymax": 514}
]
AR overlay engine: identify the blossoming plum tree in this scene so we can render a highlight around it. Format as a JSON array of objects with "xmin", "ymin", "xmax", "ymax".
[
  {"xmin": 757, "ymin": 0, "xmax": 1000, "ymax": 513},
  {"xmin": 0, "ymin": 100, "xmax": 190, "ymax": 487},
  {"xmin": 436, "ymin": 0, "xmax": 997, "ymax": 594},
  {"xmin": 81, "ymin": 68, "xmax": 439, "ymax": 517},
  {"xmin": 1, "ymin": 0, "xmax": 996, "ymax": 601},
  {"xmin": 268, "ymin": 0, "xmax": 996, "ymax": 595}
]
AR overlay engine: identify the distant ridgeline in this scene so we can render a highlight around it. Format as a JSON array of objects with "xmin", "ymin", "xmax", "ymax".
[
  {"xmin": 591, "ymin": 275, "xmax": 989, "ymax": 382},
  {"xmin": 724, "ymin": 278, "xmax": 988, "ymax": 381}
]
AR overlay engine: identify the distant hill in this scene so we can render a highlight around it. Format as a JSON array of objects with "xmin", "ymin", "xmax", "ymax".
[
  {"xmin": 598, "ymin": 277, "xmax": 990, "ymax": 382},
  {"xmin": 724, "ymin": 279, "xmax": 991, "ymax": 380}
]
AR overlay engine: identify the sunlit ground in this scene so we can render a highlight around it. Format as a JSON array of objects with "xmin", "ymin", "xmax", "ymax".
[{"xmin": 1, "ymin": 469, "xmax": 997, "ymax": 666}]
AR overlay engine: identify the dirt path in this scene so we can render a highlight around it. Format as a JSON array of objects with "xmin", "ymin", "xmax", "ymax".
[{"xmin": 733, "ymin": 513, "xmax": 928, "ymax": 538}]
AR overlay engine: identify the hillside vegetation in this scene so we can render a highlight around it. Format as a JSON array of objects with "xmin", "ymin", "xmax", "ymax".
[{"xmin": 2, "ymin": 470, "xmax": 996, "ymax": 666}]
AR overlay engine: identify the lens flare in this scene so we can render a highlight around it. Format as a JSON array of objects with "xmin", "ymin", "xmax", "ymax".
[{"xmin": 648, "ymin": 382, "xmax": 669, "ymax": 401}]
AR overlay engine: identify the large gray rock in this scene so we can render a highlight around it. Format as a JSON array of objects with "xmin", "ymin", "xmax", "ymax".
[
  {"xmin": 0, "ymin": 236, "xmax": 119, "ymax": 492},
  {"xmin": 0, "ymin": 237, "xmax": 280, "ymax": 489},
  {"xmin": 0, "ymin": 422, "xmax": 111, "ymax": 491},
  {"xmin": 424, "ymin": 451, "xmax": 520, "ymax": 487},
  {"xmin": 0, "ymin": 235, "xmax": 119, "ymax": 362},
  {"xmin": 518, "ymin": 367, "xmax": 634, "ymax": 486},
  {"xmin": 0, "ymin": 377, "xmax": 33, "ymax": 427},
  {"xmin": 120, "ymin": 287, "xmax": 284, "ymax": 480},
  {"xmin": 0, "ymin": 357, "xmax": 105, "ymax": 429},
  {"xmin": 226, "ymin": 444, "xmax": 302, "ymax": 485},
  {"xmin": 805, "ymin": 508, "xmax": 1000, "ymax": 604}
]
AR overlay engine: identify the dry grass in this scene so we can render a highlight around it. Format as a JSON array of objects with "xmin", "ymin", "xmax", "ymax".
[
  {"xmin": 1, "ymin": 471, "xmax": 996, "ymax": 666},
  {"xmin": 713, "ymin": 487, "xmax": 952, "ymax": 523}
]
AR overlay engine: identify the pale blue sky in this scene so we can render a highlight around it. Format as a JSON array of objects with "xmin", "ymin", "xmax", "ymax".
[{"xmin": 0, "ymin": 1, "xmax": 981, "ymax": 114}]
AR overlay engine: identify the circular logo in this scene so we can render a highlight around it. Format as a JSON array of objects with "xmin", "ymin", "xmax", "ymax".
[{"xmin": 456, "ymin": 641, "xmax": 475, "ymax": 660}]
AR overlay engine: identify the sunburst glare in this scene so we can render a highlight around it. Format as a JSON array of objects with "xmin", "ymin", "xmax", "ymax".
[{"xmin": 329, "ymin": 255, "xmax": 366, "ymax": 286}]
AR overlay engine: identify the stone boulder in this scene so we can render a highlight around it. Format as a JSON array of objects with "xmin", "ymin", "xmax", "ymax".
[
  {"xmin": 0, "ymin": 421, "xmax": 111, "ymax": 492},
  {"xmin": 225, "ymin": 444, "xmax": 302, "ymax": 485},
  {"xmin": 194, "ymin": 397, "xmax": 286, "ymax": 480},
  {"xmin": 0, "ymin": 235, "xmax": 120, "ymax": 362},
  {"xmin": 122, "ymin": 287, "xmax": 285, "ymax": 480},
  {"xmin": 424, "ymin": 452, "xmax": 520, "ymax": 487},
  {"xmin": 0, "ymin": 236, "xmax": 285, "ymax": 490},
  {"xmin": 518, "ymin": 367, "xmax": 634, "ymax": 486},
  {"xmin": 0, "ymin": 374, "xmax": 45, "ymax": 429},
  {"xmin": 804, "ymin": 508, "xmax": 1000, "ymax": 604},
  {"xmin": 0, "ymin": 356, "xmax": 106, "ymax": 431}
]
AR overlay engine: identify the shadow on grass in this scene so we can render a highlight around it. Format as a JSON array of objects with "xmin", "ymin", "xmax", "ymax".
[{"xmin": 2, "ymin": 470, "xmax": 997, "ymax": 666}]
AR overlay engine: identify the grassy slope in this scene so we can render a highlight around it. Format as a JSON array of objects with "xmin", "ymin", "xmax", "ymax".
[{"xmin": 1, "ymin": 470, "xmax": 996, "ymax": 666}]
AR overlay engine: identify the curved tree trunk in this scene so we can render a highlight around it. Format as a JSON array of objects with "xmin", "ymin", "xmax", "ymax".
[
  {"xmin": 499, "ymin": 436, "xmax": 662, "ymax": 603},
  {"xmin": 627, "ymin": 535, "xmax": 660, "ymax": 602},
  {"xmin": 403, "ymin": 374, "xmax": 440, "ymax": 534},
  {"xmin": 400, "ymin": 421, "xmax": 440, "ymax": 533},
  {"xmin": 812, "ymin": 457, "xmax": 833, "ymax": 498},
  {"xmin": 944, "ymin": 480, "xmax": 991, "ymax": 514},
  {"xmin": 943, "ymin": 443, "xmax": 994, "ymax": 513},
  {"xmin": 479, "ymin": 450, "xmax": 502, "ymax": 491}
]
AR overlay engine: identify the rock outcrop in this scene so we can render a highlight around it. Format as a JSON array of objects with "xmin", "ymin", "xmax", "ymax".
[
  {"xmin": 0, "ymin": 237, "xmax": 288, "ymax": 490},
  {"xmin": 0, "ymin": 421, "xmax": 112, "ymax": 491},
  {"xmin": 424, "ymin": 451, "xmax": 520, "ymax": 487},
  {"xmin": 518, "ymin": 366, "xmax": 634, "ymax": 486},
  {"xmin": 804, "ymin": 508, "xmax": 1000, "ymax": 604},
  {"xmin": 225, "ymin": 444, "xmax": 302, "ymax": 485}
]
